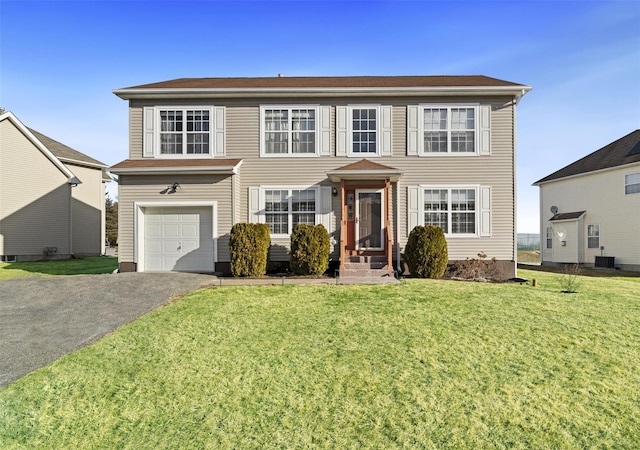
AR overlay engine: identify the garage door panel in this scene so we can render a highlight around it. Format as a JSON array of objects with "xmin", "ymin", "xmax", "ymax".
[{"xmin": 143, "ymin": 206, "xmax": 214, "ymax": 272}]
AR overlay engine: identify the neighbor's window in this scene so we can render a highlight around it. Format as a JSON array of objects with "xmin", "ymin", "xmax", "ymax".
[
  {"xmin": 587, "ymin": 224, "xmax": 600, "ymax": 249},
  {"xmin": 262, "ymin": 107, "xmax": 317, "ymax": 155},
  {"xmin": 423, "ymin": 106, "xmax": 476, "ymax": 153},
  {"xmin": 625, "ymin": 172, "xmax": 640, "ymax": 194},
  {"xmin": 160, "ymin": 109, "xmax": 210, "ymax": 155},
  {"xmin": 423, "ymin": 187, "xmax": 476, "ymax": 235},
  {"xmin": 264, "ymin": 188, "xmax": 316, "ymax": 235},
  {"xmin": 546, "ymin": 226, "xmax": 553, "ymax": 249},
  {"xmin": 352, "ymin": 108, "xmax": 378, "ymax": 154}
]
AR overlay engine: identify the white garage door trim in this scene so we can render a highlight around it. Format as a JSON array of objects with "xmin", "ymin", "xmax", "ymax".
[{"xmin": 134, "ymin": 201, "xmax": 217, "ymax": 272}]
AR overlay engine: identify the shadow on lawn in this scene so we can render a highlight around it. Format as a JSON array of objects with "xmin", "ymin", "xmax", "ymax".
[{"xmin": 1, "ymin": 256, "xmax": 118, "ymax": 276}]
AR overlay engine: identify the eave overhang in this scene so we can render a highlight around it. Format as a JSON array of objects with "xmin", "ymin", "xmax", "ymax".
[
  {"xmin": 113, "ymin": 85, "xmax": 532, "ymax": 101},
  {"xmin": 109, "ymin": 159, "xmax": 243, "ymax": 176},
  {"xmin": 548, "ymin": 211, "xmax": 586, "ymax": 222}
]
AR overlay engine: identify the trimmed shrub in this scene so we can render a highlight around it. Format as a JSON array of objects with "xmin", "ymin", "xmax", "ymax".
[
  {"xmin": 229, "ymin": 223, "xmax": 270, "ymax": 277},
  {"xmin": 290, "ymin": 224, "xmax": 330, "ymax": 275},
  {"xmin": 404, "ymin": 225, "xmax": 448, "ymax": 278}
]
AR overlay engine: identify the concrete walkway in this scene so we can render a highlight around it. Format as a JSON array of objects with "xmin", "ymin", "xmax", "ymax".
[{"xmin": 0, "ymin": 272, "xmax": 214, "ymax": 387}]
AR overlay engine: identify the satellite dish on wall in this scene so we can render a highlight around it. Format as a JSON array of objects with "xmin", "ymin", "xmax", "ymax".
[{"xmin": 550, "ymin": 206, "xmax": 558, "ymax": 214}]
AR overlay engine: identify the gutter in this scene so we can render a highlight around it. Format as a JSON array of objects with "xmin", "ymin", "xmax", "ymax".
[{"xmin": 113, "ymin": 85, "xmax": 533, "ymax": 100}]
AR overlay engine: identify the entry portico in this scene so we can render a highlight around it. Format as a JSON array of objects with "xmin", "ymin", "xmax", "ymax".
[{"xmin": 326, "ymin": 159, "xmax": 403, "ymax": 272}]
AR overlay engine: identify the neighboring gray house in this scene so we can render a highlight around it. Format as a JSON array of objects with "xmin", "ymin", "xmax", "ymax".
[
  {"xmin": 110, "ymin": 75, "xmax": 531, "ymax": 278},
  {"xmin": 0, "ymin": 111, "xmax": 109, "ymax": 261},
  {"xmin": 534, "ymin": 130, "xmax": 640, "ymax": 271}
]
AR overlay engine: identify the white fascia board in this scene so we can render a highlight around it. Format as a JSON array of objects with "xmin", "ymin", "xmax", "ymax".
[
  {"xmin": 533, "ymin": 161, "xmax": 640, "ymax": 186},
  {"xmin": 58, "ymin": 157, "xmax": 108, "ymax": 169},
  {"xmin": 113, "ymin": 85, "xmax": 532, "ymax": 100},
  {"xmin": 110, "ymin": 161, "xmax": 242, "ymax": 176},
  {"xmin": 1, "ymin": 111, "xmax": 79, "ymax": 183}
]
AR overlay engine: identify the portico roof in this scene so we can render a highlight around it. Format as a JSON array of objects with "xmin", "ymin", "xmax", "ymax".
[{"xmin": 326, "ymin": 159, "xmax": 404, "ymax": 182}]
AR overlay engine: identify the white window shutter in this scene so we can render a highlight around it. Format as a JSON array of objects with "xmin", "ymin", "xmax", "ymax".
[
  {"xmin": 336, "ymin": 106, "xmax": 348, "ymax": 156},
  {"xmin": 249, "ymin": 187, "xmax": 260, "ymax": 223},
  {"xmin": 406, "ymin": 105, "xmax": 419, "ymax": 156},
  {"xmin": 480, "ymin": 186, "xmax": 491, "ymax": 236},
  {"xmin": 407, "ymin": 185, "xmax": 419, "ymax": 234},
  {"xmin": 381, "ymin": 105, "xmax": 392, "ymax": 156},
  {"xmin": 479, "ymin": 105, "xmax": 491, "ymax": 155},
  {"xmin": 214, "ymin": 106, "xmax": 225, "ymax": 157},
  {"xmin": 143, "ymin": 107, "xmax": 155, "ymax": 157},
  {"xmin": 319, "ymin": 186, "xmax": 332, "ymax": 232},
  {"xmin": 318, "ymin": 106, "xmax": 331, "ymax": 156}
]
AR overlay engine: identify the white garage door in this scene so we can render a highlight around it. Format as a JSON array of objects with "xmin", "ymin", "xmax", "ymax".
[{"xmin": 144, "ymin": 207, "xmax": 214, "ymax": 272}]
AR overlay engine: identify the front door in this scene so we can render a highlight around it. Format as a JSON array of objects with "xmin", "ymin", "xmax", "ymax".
[{"xmin": 355, "ymin": 189, "xmax": 384, "ymax": 250}]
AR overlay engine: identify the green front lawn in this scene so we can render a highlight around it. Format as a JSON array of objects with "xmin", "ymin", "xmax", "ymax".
[
  {"xmin": 1, "ymin": 269, "xmax": 638, "ymax": 448},
  {"xmin": 0, "ymin": 256, "xmax": 118, "ymax": 280}
]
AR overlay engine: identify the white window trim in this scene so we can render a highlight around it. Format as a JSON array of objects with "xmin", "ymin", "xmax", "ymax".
[
  {"xmin": 418, "ymin": 103, "xmax": 481, "ymax": 156},
  {"xmin": 260, "ymin": 105, "xmax": 321, "ymax": 157},
  {"xmin": 624, "ymin": 171, "xmax": 640, "ymax": 195},
  {"xmin": 256, "ymin": 185, "xmax": 322, "ymax": 237},
  {"xmin": 151, "ymin": 106, "xmax": 219, "ymax": 158},
  {"xmin": 546, "ymin": 226, "xmax": 553, "ymax": 249},
  {"xmin": 587, "ymin": 224, "xmax": 600, "ymax": 249},
  {"xmin": 348, "ymin": 104, "xmax": 381, "ymax": 157},
  {"xmin": 133, "ymin": 201, "xmax": 218, "ymax": 272},
  {"xmin": 418, "ymin": 184, "xmax": 481, "ymax": 238}
]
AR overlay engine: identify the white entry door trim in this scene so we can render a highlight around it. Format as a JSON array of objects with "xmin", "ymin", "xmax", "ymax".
[{"xmin": 134, "ymin": 201, "xmax": 217, "ymax": 272}]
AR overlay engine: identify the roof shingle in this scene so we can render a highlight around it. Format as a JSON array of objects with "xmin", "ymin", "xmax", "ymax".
[{"xmin": 534, "ymin": 130, "xmax": 640, "ymax": 184}]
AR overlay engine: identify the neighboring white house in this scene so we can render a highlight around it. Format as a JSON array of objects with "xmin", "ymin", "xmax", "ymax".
[
  {"xmin": 534, "ymin": 130, "xmax": 640, "ymax": 271},
  {"xmin": 0, "ymin": 111, "xmax": 110, "ymax": 261}
]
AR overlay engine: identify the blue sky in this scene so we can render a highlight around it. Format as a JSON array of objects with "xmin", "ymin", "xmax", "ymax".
[{"xmin": 1, "ymin": 0, "xmax": 639, "ymax": 232}]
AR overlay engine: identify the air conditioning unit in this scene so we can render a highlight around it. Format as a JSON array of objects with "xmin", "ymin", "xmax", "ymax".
[{"xmin": 594, "ymin": 256, "xmax": 615, "ymax": 269}]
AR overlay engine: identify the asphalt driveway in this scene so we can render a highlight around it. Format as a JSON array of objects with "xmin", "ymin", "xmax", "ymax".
[{"xmin": 0, "ymin": 272, "xmax": 215, "ymax": 387}]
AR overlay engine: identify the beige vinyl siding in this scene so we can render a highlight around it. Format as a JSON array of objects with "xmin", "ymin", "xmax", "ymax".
[
  {"xmin": 0, "ymin": 119, "xmax": 72, "ymax": 257},
  {"xmin": 118, "ymin": 174, "xmax": 234, "ymax": 263},
  {"xmin": 67, "ymin": 164, "xmax": 105, "ymax": 256},
  {"xmin": 126, "ymin": 95, "xmax": 517, "ymax": 263},
  {"xmin": 539, "ymin": 165, "xmax": 640, "ymax": 269}
]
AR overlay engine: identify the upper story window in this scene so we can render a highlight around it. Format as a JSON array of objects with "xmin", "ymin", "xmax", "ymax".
[
  {"xmin": 351, "ymin": 108, "xmax": 378, "ymax": 154},
  {"xmin": 424, "ymin": 107, "xmax": 475, "ymax": 153},
  {"xmin": 261, "ymin": 106, "xmax": 320, "ymax": 157},
  {"xmin": 625, "ymin": 172, "xmax": 640, "ymax": 194},
  {"xmin": 407, "ymin": 104, "xmax": 490, "ymax": 156},
  {"xmin": 142, "ymin": 106, "xmax": 224, "ymax": 158},
  {"xmin": 160, "ymin": 110, "xmax": 210, "ymax": 155}
]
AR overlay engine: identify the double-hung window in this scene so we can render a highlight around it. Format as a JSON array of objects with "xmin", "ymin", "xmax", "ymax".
[
  {"xmin": 351, "ymin": 107, "xmax": 378, "ymax": 154},
  {"xmin": 546, "ymin": 226, "xmax": 553, "ymax": 249},
  {"xmin": 587, "ymin": 224, "xmax": 600, "ymax": 249},
  {"xmin": 407, "ymin": 103, "xmax": 489, "ymax": 156},
  {"xmin": 159, "ymin": 109, "xmax": 211, "ymax": 155},
  {"xmin": 422, "ymin": 187, "xmax": 477, "ymax": 235},
  {"xmin": 264, "ymin": 188, "xmax": 317, "ymax": 235},
  {"xmin": 423, "ymin": 106, "xmax": 476, "ymax": 153},
  {"xmin": 625, "ymin": 172, "xmax": 640, "ymax": 194},
  {"xmin": 261, "ymin": 106, "xmax": 318, "ymax": 156}
]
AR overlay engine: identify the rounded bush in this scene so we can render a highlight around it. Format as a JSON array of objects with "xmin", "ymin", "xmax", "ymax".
[
  {"xmin": 290, "ymin": 224, "xmax": 330, "ymax": 275},
  {"xmin": 404, "ymin": 225, "xmax": 448, "ymax": 278},
  {"xmin": 229, "ymin": 223, "xmax": 270, "ymax": 277}
]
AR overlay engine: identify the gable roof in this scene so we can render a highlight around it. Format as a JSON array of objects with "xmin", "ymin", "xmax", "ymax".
[
  {"xmin": 114, "ymin": 75, "xmax": 532, "ymax": 99},
  {"xmin": 0, "ymin": 111, "xmax": 80, "ymax": 184},
  {"xmin": 326, "ymin": 159, "xmax": 404, "ymax": 182},
  {"xmin": 28, "ymin": 128, "xmax": 107, "ymax": 169},
  {"xmin": 534, "ymin": 130, "xmax": 640, "ymax": 185}
]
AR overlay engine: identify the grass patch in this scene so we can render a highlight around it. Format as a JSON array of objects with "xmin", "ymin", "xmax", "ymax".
[
  {"xmin": 1, "ymin": 269, "xmax": 639, "ymax": 448},
  {"xmin": 0, "ymin": 256, "xmax": 118, "ymax": 280}
]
